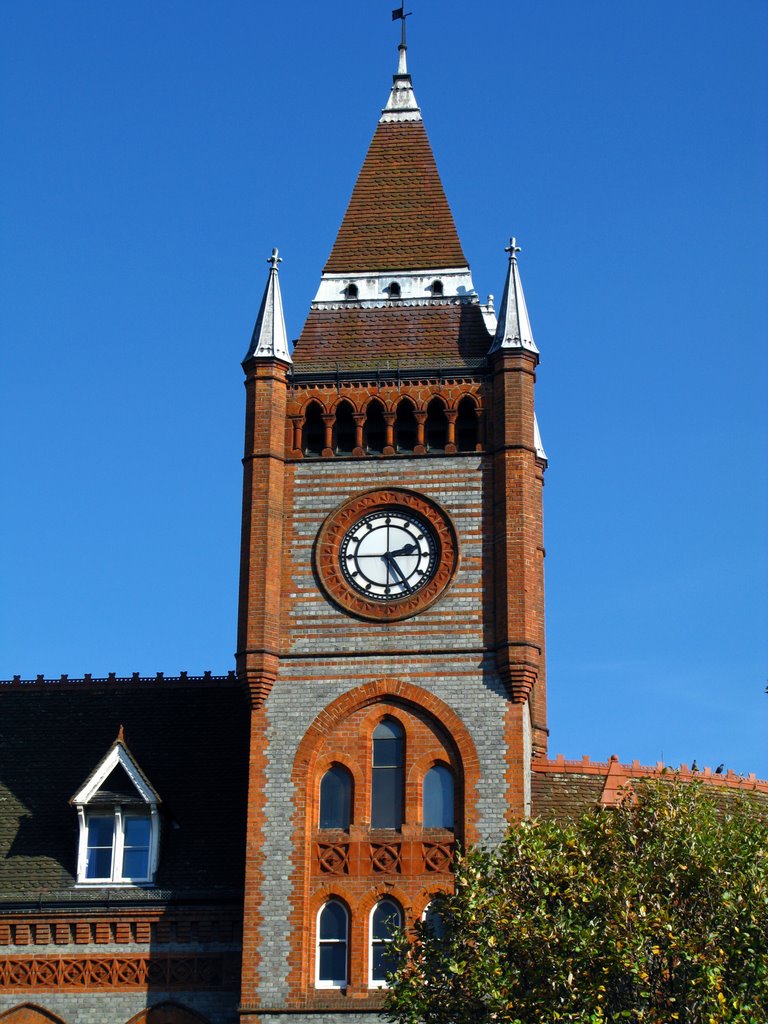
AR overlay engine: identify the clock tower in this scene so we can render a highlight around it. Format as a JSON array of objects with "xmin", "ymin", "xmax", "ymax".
[{"xmin": 236, "ymin": 38, "xmax": 547, "ymax": 1024}]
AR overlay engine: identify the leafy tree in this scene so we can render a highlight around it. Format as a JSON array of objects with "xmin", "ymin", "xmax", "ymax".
[{"xmin": 386, "ymin": 779, "xmax": 768, "ymax": 1024}]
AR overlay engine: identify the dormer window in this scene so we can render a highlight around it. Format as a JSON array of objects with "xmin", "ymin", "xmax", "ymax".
[
  {"xmin": 345, "ymin": 283, "xmax": 359, "ymax": 299},
  {"xmin": 386, "ymin": 282, "xmax": 401, "ymax": 298},
  {"xmin": 71, "ymin": 728, "xmax": 160, "ymax": 885},
  {"xmin": 430, "ymin": 279, "xmax": 444, "ymax": 296}
]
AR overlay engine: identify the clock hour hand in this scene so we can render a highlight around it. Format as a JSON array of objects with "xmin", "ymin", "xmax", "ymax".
[
  {"xmin": 382, "ymin": 552, "xmax": 410, "ymax": 589},
  {"xmin": 388, "ymin": 542, "xmax": 417, "ymax": 558}
]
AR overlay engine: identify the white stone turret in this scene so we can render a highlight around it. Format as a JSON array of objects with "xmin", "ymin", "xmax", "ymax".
[
  {"xmin": 243, "ymin": 249, "xmax": 292, "ymax": 364},
  {"xmin": 488, "ymin": 238, "xmax": 539, "ymax": 356},
  {"xmin": 379, "ymin": 44, "xmax": 422, "ymax": 123}
]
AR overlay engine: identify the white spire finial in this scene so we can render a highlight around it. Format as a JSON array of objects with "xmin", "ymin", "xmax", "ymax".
[
  {"xmin": 381, "ymin": 5, "xmax": 420, "ymax": 123},
  {"xmin": 488, "ymin": 236, "xmax": 539, "ymax": 356},
  {"xmin": 505, "ymin": 237, "xmax": 521, "ymax": 262},
  {"xmin": 243, "ymin": 247, "xmax": 292, "ymax": 365}
]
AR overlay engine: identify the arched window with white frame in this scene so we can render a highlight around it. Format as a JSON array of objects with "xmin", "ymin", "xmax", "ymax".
[
  {"xmin": 371, "ymin": 718, "xmax": 404, "ymax": 829},
  {"xmin": 369, "ymin": 897, "xmax": 402, "ymax": 987},
  {"xmin": 316, "ymin": 899, "xmax": 349, "ymax": 989}
]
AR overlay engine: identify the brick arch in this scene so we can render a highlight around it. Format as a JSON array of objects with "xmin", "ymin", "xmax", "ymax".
[
  {"xmin": 125, "ymin": 1003, "xmax": 211, "ymax": 1024},
  {"xmin": 0, "ymin": 1008, "xmax": 68, "ymax": 1024},
  {"xmin": 293, "ymin": 678, "xmax": 480, "ymax": 842}
]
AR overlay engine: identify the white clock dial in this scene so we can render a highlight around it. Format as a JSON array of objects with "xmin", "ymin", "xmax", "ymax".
[{"xmin": 339, "ymin": 510, "xmax": 438, "ymax": 601}]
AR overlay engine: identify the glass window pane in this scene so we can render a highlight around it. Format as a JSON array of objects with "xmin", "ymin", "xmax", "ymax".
[
  {"xmin": 423, "ymin": 765, "xmax": 454, "ymax": 828},
  {"xmin": 371, "ymin": 766, "xmax": 403, "ymax": 828},
  {"xmin": 87, "ymin": 816, "xmax": 114, "ymax": 847},
  {"xmin": 319, "ymin": 900, "xmax": 347, "ymax": 940},
  {"xmin": 122, "ymin": 847, "xmax": 150, "ymax": 879},
  {"xmin": 423, "ymin": 903, "xmax": 446, "ymax": 938},
  {"xmin": 371, "ymin": 945, "xmax": 391, "ymax": 981},
  {"xmin": 319, "ymin": 765, "xmax": 352, "ymax": 829},
  {"xmin": 372, "ymin": 720, "xmax": 404, "ymax": 767},
  {"xmin": 86, "ymin": 845, "xmax": 113, "ymax": 879},
  {"xmin": 372, "ymin": 900, "xmax": 400, "ymax": 939},
  {"xmin": 124, "ymin": 816, "xmax": 151, "ymax": 847},
  {"xmin": 319, "ymin": 942, "xmax": 347, "ymax": 982}
]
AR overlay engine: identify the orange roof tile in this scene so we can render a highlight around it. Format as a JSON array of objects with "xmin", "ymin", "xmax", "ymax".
[
  {"xmin": 293, "ymin": 303, "xmax": 491, "ymax": 372},
  {"xmin": 323, "ymin": 120, "xmax": 467, "ymax": 274}
]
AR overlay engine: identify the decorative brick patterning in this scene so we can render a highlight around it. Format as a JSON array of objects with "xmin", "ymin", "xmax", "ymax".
[
  {"xmin": 0, "ymin": 955, "xmax": 234, "ymax": 991},
  {"xmin": 293, "ymin": 302, "xmax": 491, "ymax": 372},
  {"xmin": 323, "ymin": 121, "xmax": 466, "ymax": 274}
]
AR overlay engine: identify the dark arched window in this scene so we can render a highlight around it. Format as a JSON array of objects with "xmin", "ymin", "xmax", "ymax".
[
  {"xmin": 456, "ymin": 396, "xmax": 479, "ymax": 452},
  {"xmin": 430, "ymin": 279, "xmax": 444, "ymax": 296},
  {"xmin": 302, "ymin": 401, "xmax": 324, "ymax": 457},
  {"xmin": 345, "ymin": 283, "xmax": 358, "ymax": 299},
  {"xmin": 333, "ymin": 401, "xmax": 356, "ymax": 455},
  {"xmin": 371, "ymin": 719, "xmax": 404, "ymax": 829},
  {"xmin": 425, "ymin": 398, "xmax": 448, "ymax": 452},
  {"xmin": 423, "ymin": 764, "xmax": 454, "ymax": 829},
  {"xmin": 369, "ymin": 898, "xmax": 402, "ymax": 987},
  {"xmin": 386, "ymin": 282, "xmax": 401, "ymax": 298},
  {"xmin": 364, "ymin": 400, "xmax": 386, "ymax": 454},
  {"xmin": 319, "ymin": 764, "xmax": 353, "ymax": 829},
  {"xmin": 422, "ymin": 901, "xmax": 446, "ymax": 938},
  {"xmin": 316, "ymin": 899, "xmax": 348, "ymax": 988},
  {"xmin": 395, "ymin": 399, "xmax": 417, "ymax": 453}
]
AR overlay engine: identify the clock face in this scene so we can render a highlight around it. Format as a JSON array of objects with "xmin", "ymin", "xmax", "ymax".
[{"xmin": 339, "ymin": 510, "xmax": 438, "ymax": 601}]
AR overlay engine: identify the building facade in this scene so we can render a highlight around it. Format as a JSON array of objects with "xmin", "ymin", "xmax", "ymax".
[{"xmin": 1, "ymin": 35, "xmax": 764, "ymax": 1024}]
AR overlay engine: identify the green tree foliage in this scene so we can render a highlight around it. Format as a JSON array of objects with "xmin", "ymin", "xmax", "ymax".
[{"xmin": 386, "ymin": 779, "xmax": 768, "ymax": 1024}]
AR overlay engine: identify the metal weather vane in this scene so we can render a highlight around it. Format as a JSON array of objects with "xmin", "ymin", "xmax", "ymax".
[{"xmin": 391, "ymin": 3, "xmax": 412, "ymax": 48}]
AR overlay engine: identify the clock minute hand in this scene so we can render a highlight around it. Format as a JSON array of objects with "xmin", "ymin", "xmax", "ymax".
[{"xmin": 382, "ymin": 551, "xmax": 410, "ymax": 588}]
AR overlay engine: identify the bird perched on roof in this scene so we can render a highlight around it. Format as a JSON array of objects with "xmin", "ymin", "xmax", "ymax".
[{"xmin": 715, "ymin": 764, "xmax": 725, "ymax": 774}]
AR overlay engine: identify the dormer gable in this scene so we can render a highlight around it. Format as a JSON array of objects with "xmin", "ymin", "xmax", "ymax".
[
  {"xmin": 70, "ymin": 727, "xmax": 161, "ymax": 809},
  {"xmin": 70, "ymin": 727, "xmax": 161, "ymax": 885}
]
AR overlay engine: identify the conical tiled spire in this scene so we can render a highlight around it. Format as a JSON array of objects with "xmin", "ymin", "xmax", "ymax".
[
  {"xmin": 323, "ymin": 47, "xmax": 466, "ymax": 274},
  {"xmin": 243, "ymin": 249, "xmax": 292, "ymax": 364},
  {"xmin": 489, "ymin": 238, "xmax": 538, "ymax": 355}
]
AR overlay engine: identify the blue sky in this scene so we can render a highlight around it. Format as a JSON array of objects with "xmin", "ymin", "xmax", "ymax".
[{"xmin": 2, "ymin": 2, "xmax": 766, "ymax": 778}]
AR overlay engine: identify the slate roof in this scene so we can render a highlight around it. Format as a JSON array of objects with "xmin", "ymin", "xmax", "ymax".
[
  {"xmin": 0, "ymin": 675, "xmax": 248, "ymax": 904},
  {"xmin": 323, "ymin": 120, "xmax": 467, "ymax": 274},
  {"xmin": 293, "ymin": 301, "xmax": 491, "ymax": 372}
]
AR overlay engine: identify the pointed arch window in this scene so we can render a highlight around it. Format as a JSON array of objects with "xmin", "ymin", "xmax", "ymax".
[
  {"xmin": 364, "ymin": 400, "xmax": 386, "ymax": 455},
  {"xmin": 302, "ymin": 401, "xmax": 324, "ymax": 457},
  {"xmin": 371, "ymin": 718, "xmax": 404, "ymax": 829},
  {"xmin": 316, "ymin": 899, "xmax": 349, "ymax": 989},
  {"xmin": 333, "ymin": 401, "xmax": 356, "ymax": 455},
  {"xmin": 425, "ymin": 398, "xmax": 448, "ymax": 452},
  {"xmin": 423, "ymin": 764, "xmax": 454, "ymax": 829},
  {"xmin": 319, "ymin": 764, "xmax": 353, "ymax": 830},
  {"xmin": 394, "ymin": 399, "xmax": 417, "ymax": 453},
  {"xmin": 456, "ymin": 396, "xmax": 479, "ymax": 451},
  {"xmin": 369, "ymin": 898, "xmax": 402, "ymax": 987}
]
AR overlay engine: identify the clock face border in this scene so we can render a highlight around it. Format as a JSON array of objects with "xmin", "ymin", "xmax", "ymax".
[{"xmin": 315, "ymin": 488, "xmax": 459, "ymax": 622}]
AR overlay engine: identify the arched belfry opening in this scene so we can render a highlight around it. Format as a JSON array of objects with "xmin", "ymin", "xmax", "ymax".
[
  {"xmin": 456, "ymin": 395, "xmax": 479, "ymax": 451},
  {"xmin": 302, "ymin": 401, "xmax": 324, "ymax": 457},
  {"xmin": 333, "ymin": 401, "xmax": 356, "ymax": 455},
  {"xmin": 425, "ymin": 398, "xmax": 448, "ymax": 452},
  {"xmin": 395, "ymin": 399, "xmax": 417, "ymax": 453},
  {"xmin": 364, "ymin": 400, "xmax": 387, "ymax": 454}
]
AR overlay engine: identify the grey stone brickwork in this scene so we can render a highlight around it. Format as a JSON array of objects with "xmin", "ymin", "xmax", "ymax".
[
  {"xmin": 0, "ymin": 991, "xmax": 238, "ymax": 1023},
  {"xmin": 256, "ymin": 457, "xmax": 516, "ymax": 1006}
]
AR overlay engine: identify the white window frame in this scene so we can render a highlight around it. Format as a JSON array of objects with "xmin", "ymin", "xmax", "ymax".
[
  {"xmin": 76, "ymin": 805, "xmax": 158, "ymax": 885},
  {"xmin": 315, "ymin": 899, "xmax": 349, "ymax": 990},
  {"xmin": 368, "ymin": 898, "xmax": 401, "ymax": 989},
  {"xmin": 72, "ymin": 740, "xmax": 160, "ymax": 886}
]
